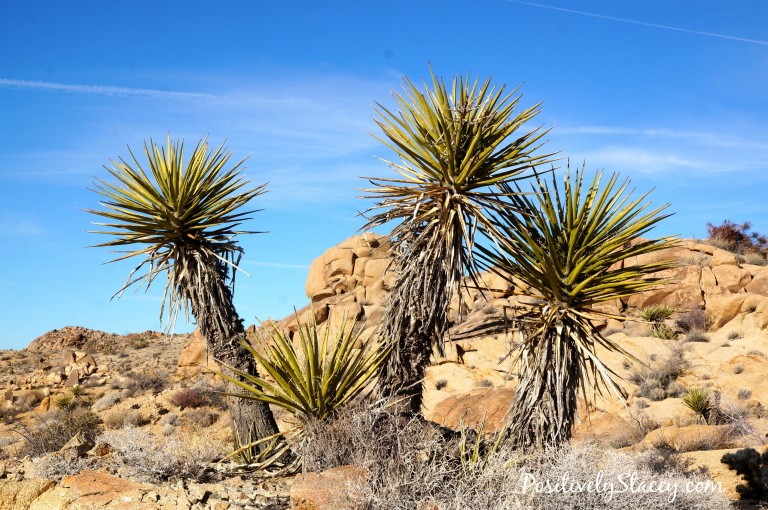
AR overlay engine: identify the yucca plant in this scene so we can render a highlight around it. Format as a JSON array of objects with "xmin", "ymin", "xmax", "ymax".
[
  {"xmin": 682, "ymin": 387, "xmax": 712, "ymax": 424},
  {"xmin": 86, "ymin": 136, "xmax": 280, "ymax": 452},
  {"xmin": 220, "ymin": 313, "xmax": 390, "ymax": 421},
  {"xmin": 218, "ymin": 313, "xmax": 390, "ymax": 470},
  {"xmin": 477, "ymin": 164, "xmax": 675, "ymax": 449},
  {"xmin": 362, "ymin": 69, "xmax": 554, "ymax": 413}
]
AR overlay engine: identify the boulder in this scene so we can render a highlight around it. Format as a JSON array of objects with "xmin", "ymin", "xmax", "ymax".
[
  {"xmin": 28, "ymin": 471, "xmax": 151, "ymax": 510},
  {"xmin": 176, "ymin": 329, "xmax": 219, "ymax": 379},
  {"xmin": 706, "ymin": 294, "xmax": 748, "ymax": 329},
  {"xmin": 290, "ymin": 465, "xmax": 367, "ymax": 510},
  {"xmin": 0, "ymin": 478, "xmax": 55, "ymax": 510},
  {"xmin": 711, "ymin": 249, "xmax": 740, "ymax": 267},
  {"xmin": 305, "ymin": 256, "xmax": 329, "ymax": 299},
  {"xmin": 63, "ymin": 369, "xmax": 79, "ymax": 388},
  {"xmin": 711, "ymin": 265, "xmax": 751, "ymax": 292},
  {"xmin": 745, "ymin": 266, "xmax": 768, "ymax": 294},
  {"xmin": 430, "ymin": 387, "xmax": 515, "ymax": 432},
  {"xmin": 38, "ymin": 396, "xmax": 51, "ymax": 413}
]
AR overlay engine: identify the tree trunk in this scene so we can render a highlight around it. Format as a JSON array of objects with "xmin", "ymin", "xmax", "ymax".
[
  {"xmin": 188, "ymin": 255, "xmax": 280, "ymax": 456},
  {"xmin": 507, "ymin": 325, "xmax": 580, "ymax": 450},
  {"xmin": 211, "ymin": 328, "xmax": 281, "ymax": 455},
  {"xmin": 378, "ymin": 240, "xmax": 455, "ymax": 415}
]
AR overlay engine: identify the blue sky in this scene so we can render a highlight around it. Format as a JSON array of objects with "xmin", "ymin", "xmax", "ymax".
[{"xmin": 1, "ymin": 1, "xmax": 767, "ymax": 349}]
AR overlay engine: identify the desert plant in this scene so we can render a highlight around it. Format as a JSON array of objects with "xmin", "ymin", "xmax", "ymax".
[
  {"xmin": 721, "ymin": 447, "xmax": 768, "ymax": 501},
  {"xmin": 123, "ymin": 370, "xmax": 168, "ymax": 396},
  {"xmin": 103, "ymin": 409, "xmax": 148, "ymax": 429},
  {"xmin": 629, "ymin": 345, "xmax": 689, "ymax": 401},
  {"xmin": 169, "ymin": 388, "xmax": 206, "ymax": 409},
  {"xmin": 91, "ymin": 392, "xmax": 124, "ymax": 412},
  {"xmin": 707, "ymin": 220, "xmax": 768, "ymax": 256},
  {"xmin": 682, "ymin": 387, "xmax": 712, "ymax": 424},
  {"xmin": 641, "ymin": 305, "xmax": 676, "ymax": 339},
  {"xmin": 734, "ymin": 364, "xmax": 745, "ymax": 375},
  {"xmin": 184, "ymin": 408, "xmax": 218, "ymax": 430},
  {"xmin": 298, "ymin": 402, "xmax": 729, "ymax": 509},
  {"xmin": 220, "ymin": 314, "xmax": 389, "ymax": 422},
  {"xmin": 99, "ymin": 427, "xmax": 223, "ymax": 483},
  {"xmin": 361, "ymin": 69, "xmax": 553, "ymax": 413},
  {"xmin": 14, "ymin": 408, "xmax": 102, "ymax": 458},
  {"xmin": 686, "ymin": 330, "xmax": 710, "ymax": 343},
  {"xmin": 675, "ymin": 308, "xmax": 708, "ymax": 332},
  {"xmin": 651, "ymin": 325, "xmax": 677, "ymax": 340},
  {"xmin": 476, "ymin": 166, "xmax": 674, "ymax": 449},
  {"xmin": 641, "ymin": 305, "xmax": 674, "ymax": 324},
  {"xmin": 727, "ymin": 330, "xmax": 743, "ymax": 340},
  {"xmin": 738, "ymin": 388, "xmax": 753, "ymax": 400},
  {"xmin": 87, "ymin": 136, "xmax": 279, "ymax": 452}
]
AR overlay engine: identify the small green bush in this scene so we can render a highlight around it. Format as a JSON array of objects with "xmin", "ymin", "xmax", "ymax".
[
  {"xmin": 651, "ymin": 325, "xmax": 677, "ymax": 340},
  {"xmin": 682, "ymin": 388, "xmax": 712, "ymax": 423},
  {"xmin": 641, "ymin": 305, "xmax": 675, "ymax": 323}
]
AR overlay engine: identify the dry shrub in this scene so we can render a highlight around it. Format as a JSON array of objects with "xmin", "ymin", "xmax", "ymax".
[
  {"xmin": 123, "ymin": 370, "xmax": 168, "ymax": 396},
  {"xmin": 183, "ymin": 408, "xmax": 218, "ymax": 430},
  {"xmin": 98, "ymin": 427, "xmax": 223, "ymax": 483},
  {"xmin": 91, "ymin": 391, "xmax": 125, "ymax": 412},
  {"xmin": 103, "ymin": 409, "xmax": 148, "ymax": 429},
  {"xmin": 295, "ymin": 402, "xmax": 729, "ymax": 509},
  {"xmin": 169, "ymin": 388, "xmax": 206, "ymax": 409},
  {"xmin": 629, "ymin": 346, "xmax": 689, "ymax": 401},
  {"xmin": 15, "ymin": 408, "xmax": 102, "ymax": 458},
  {"xmin": 675, "ymin": 309, "xmax": 708, "ymax": 333},
  {"xmin": 27, "ymin": 451, "xmax": 97, "ymax": 480}
]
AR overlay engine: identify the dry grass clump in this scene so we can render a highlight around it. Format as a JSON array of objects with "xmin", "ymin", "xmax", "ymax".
[
  {"xmin": 295, "ymin": 402, "xmax": 729, "ymax": 509},
  {"xmin": 15, "ymin": 408, "xmax": 102, "ymax": 458},
  {"xmin": 91, "ymin": 391, "xmax": 125, "ymax": 412},
  {"xmin": 629, "ymin": 346, "xmax": 689, "ymax": 401},
  {"xmin": 685, "ymin": 331, "xmax": 710, "ymax": 343},
  {"xmin": 103, "ymin": 409, "xmax": 149, "ymax": 429},
  {"xmin": 675, "ymin": 309, "xmax": 708, "ymax": 333},
  {"xmin": 738, "ymin": 388, "xmax": 753, "ymax": 400},
  {"xmin": 98, "ymin": 427, "xmax": 223, "ymax": 483},
  {"xmin": 184, "ymin": 408, "xmax": 219, "ymax": 430},
  {"xmin": 122, "ymin": 370, "xmax": 168, "ymax": 397}
]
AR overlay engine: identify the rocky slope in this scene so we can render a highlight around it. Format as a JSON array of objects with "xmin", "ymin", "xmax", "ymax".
[{"xmin": 0, "ymin": 233, "xmax": 767, "ymax": 508}]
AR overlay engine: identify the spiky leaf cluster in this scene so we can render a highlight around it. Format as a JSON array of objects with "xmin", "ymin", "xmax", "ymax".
[
  {"xmin": 86, "ymin": 136, "xmax": 265, "ymax": 328},
  {"xmin": 477, "ymin": 164, "xmax": 675, "ymax": 448}
]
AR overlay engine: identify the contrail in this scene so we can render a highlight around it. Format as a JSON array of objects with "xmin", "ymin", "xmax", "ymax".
[
  {"xmin": 507, "ymin": 0, "xmax": 768, "ymax": 46},
  {"xmin": 0, "ymin": 78, "xmax": 215, "ymax": 99}
]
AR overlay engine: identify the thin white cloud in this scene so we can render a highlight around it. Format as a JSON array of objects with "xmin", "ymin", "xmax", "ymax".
[
  {"xmin": 574, "ymin": 146, "xmax": 709, "ymax": 174},
  {"xmin": 506, "ymin": 1, "xmax": 768, "ymax": 45},
  {"xmin": 245, "ymin": 260, "xmax": 310, "ymax": 270},
  {"xmin": 0, "ymin": 78, "xmax": 215, "ymax": 100},
  {"xmin": 557, "ymin": 125, "xmax": 768, "ymax": 151},
  {"xmin": 0, "ymin": 215, "xmax": 44, "ymax": 237}
]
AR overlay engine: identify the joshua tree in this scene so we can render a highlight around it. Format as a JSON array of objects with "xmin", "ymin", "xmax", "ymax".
[
  {"xmin": 87, "ymin": 136, "xmax": 279, "ymax": 451},
  {"xmin": 362, "ymin": 70, "xmax": 553, "ymax": 413},
  {"xmin": 477, "ymin": 164, "xmax": 674, "ymax": 449}
]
